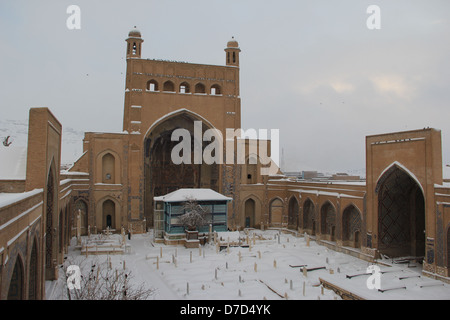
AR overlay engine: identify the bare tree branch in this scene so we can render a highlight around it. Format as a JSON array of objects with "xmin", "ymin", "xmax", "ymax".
[{"xmin": 61, "ymin": 257, "xmax": 154, "ymax": 300}]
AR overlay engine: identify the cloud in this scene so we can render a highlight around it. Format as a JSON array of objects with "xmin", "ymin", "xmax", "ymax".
[
  {"xmin": 1, "ymin": 1, "xmax": 449, "ymax": 172},
  {"xmin": 370, "ymin": 74, "xmax": 416, "ymax": 100},
  {"xmin": 330, "ymin": 81, "xmax": 355, "ymax": 94},
  {"xmin": 294, "ymin": 79, "xmax": 354, "ymax": 95}
]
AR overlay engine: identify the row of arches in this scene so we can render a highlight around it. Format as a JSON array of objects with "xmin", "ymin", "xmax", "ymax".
[
  {"xmin": 7, "ymin": 202, "xmax": 72, "ymax": 300},
  {"xmin": 6, "ymin": 239, "xmax": 39, "ymax": 300},
  {"xmin": 311, "ymin": 201, "xmax": 361, "ymax": 247},
  {"xmin": 6, "ymin": 162, "xmax": 72, "ymax": 299},
  {"xmin": 242, "ymin": 165, "xmax": 430, "ymax": 258},
  {"xmin": 7, "ymin": 162, "xmax": 118, "ymax": 299},
  {"xmin": 146, "ymin": 79, "xmax": 222, "ymax": 95},
  {"xmin": 243, "ymin": 196, "xmax": 363, "ymax": 249},
  {"xmin": 287, "ymin": 198, "xmax": 362, "ymax": 248},
  {"xmin": 74, "ymin": 198, "xmax": 119, "ymax": 234}
]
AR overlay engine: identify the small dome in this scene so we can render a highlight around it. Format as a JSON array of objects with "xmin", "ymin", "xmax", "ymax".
[
  {"xmin": 128, "ymin": 27, "xmax": 141, "ymax": 38},
  {"xmin": 227, "ymin": 36, "xmax": 239, "ymax": 48}
]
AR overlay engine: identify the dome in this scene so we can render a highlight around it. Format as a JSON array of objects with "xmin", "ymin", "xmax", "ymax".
[
  {"xmin": 227, "ymin": 37, "xmax": 239, "ymax": 48},
  {"xmin": 128, "ymin": 27, "xmax": 141, "ymax": 38}
]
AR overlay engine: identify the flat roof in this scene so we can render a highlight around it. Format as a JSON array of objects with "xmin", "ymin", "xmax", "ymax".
[{"xmin": 154, "ymin": 188, "xmax": 232, "ymax": 203}]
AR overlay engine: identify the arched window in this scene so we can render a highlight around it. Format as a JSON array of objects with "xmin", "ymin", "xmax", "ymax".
[
  {"xmin": 210, "ymin": 84, "xmax": 222, "ymax": 95},
  {"xmin": 163, "ymin": 80, "xmax": 175, "ymax": 92},
  {"xmin": 179, "ymin": 82, "xmax": 190, "ymax": 94},
  {"xmin": 195, "ymin": 83, "xmax": 206, "ymax": 94},
  {"xmin": 246, "ymin": 156, "xmax": 257, "ymax": 184},
  {"xmin": 147, "ymin": 80, "xmax": 159, "ymax": 92},
  {"xmin": 102, "ymin": 153, "xmax": 115, "ymax": 184},
  {"xmin": 103, "ymin": 200, "xmax": 116, "ymax": 230}
]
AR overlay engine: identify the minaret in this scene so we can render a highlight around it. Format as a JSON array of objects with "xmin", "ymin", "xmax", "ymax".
[
  {"xmin": 225, "ymin": 36, "xmax": 241, "ymax": 67},
  {"xmin": 126, "ymin": 27, "xmax": 143, "ymax": 59},
  {"xmin": 123, "ymin": 27, "xmax": 144, "ymax": 132}
]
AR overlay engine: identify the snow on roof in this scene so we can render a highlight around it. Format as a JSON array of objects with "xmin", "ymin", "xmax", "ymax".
[
  {"xmin": 0, "ymin": 188, "xmax": 43, "ymax": 209},
  {"xmin": 289, "ymin": 188, "xmax": 364, "ymax": 199},
  {"xmin": 0, "ymin": 145, "xmax": 27, "ymax": 180},
  {"xmin": 154, "ymin": 188, "xmax": 232, "ymax": 203},
  {"xmin": 326, "ymin": 181, "xmax": 366, "ymax": 186},
  {"xmin": 435, "ymin": 182, "xmax": 450, "ymax": 189},
  {"xmin": 60, "ymin": 170, "xmax": 89, "ymax": 176}
]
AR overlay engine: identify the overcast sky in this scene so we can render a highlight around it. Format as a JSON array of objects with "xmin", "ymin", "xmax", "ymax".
[{"xmin": 1, "ymin": 0, "xmax": 449, "ymax": 173}]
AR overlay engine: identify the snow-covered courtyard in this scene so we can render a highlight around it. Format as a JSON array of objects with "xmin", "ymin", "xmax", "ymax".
[{"xmin": 46, "ymin": 229, "xmax": 450, "ymax": 300}]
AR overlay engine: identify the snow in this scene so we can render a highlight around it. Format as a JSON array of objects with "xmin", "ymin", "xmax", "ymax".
[
  {"xmin": 0, "ymin": 200, "xmax": 42, "ymax": 231},
  {"xmin": 60, "ymin": 170, "xmax": 89, "ymax": 176},
  {"xmin": 0, "ymin": 144, "xmax": 27, "ymax": 180},
  {"xmin": 154, "ymin": 188, "xmax": 232, "ymax": 203},
  {"xmin": 0, "ymin": 118, "xmax": 85, "ymax": 167},
  {"xmin": 435, "ymin": 182, "xmax": 450, "ymax": 189},
  {"xmin": 0, "ymin": 188, "xmax": 43, "ymax": 209},
  {"xmin": 48, "ymin": 229, "xmax": 450, "ymax": 300},
  {"xmin": 217, "ymin": 231, "xmax": 240, "ymax": 242},
  {"xmin": 289, "ymin": 189, "xmax": 363, "ymax": 199},
  {"xmin": 326, "ymin": 181, "xmax": 366, "ymax": 186}
]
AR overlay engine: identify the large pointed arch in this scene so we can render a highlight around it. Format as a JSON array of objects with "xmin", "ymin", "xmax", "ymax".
[
  {"xmin": 143, "ymin": 109, "xmax": 220, "ymax": 228},
  {"xmin": 375, "ymin": 161, "xmax": 424, "ymax": 196},
  {"xmin": 45, "ymin": 158, "xmax": 58, "ymax": 280},
  {"xmin": 376, "ymin": 163, "xmax": 425, "ymax": 258},
  {"xmin": 143, "ymin": 108, "xmax": 217, "ymax": 140}
]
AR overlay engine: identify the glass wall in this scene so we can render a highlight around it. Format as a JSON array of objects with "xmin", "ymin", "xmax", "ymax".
[{"xmin": 164, "ymin": 201, "xmax": 228, "ymax": 234}]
